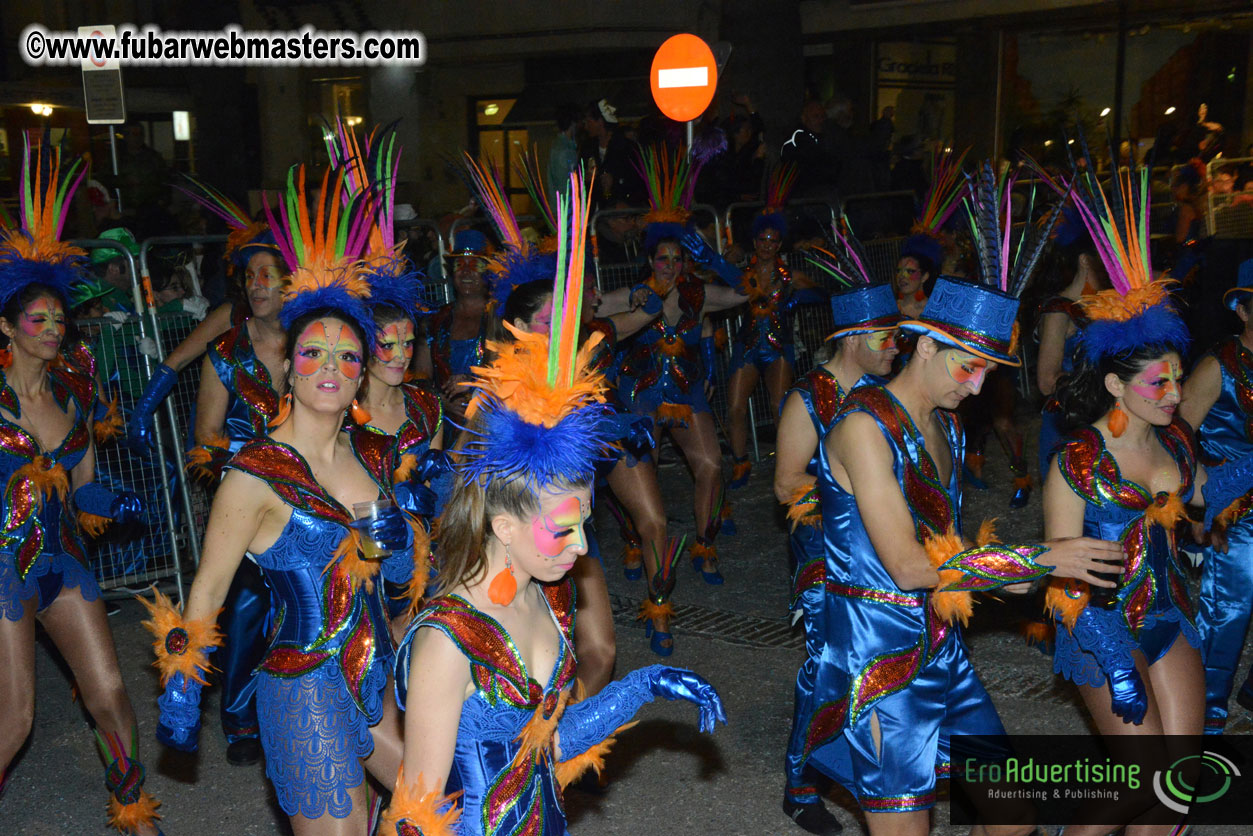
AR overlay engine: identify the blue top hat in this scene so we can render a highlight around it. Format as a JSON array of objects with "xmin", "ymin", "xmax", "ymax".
[
  {"xmin": 899, "ymin": 276, "xmax": 1021, "ymax": 366},
  {"xmin": 827, "ymin": 282, "xmax": 901, "ymax": 340},
  {"xmin": 1224, "ymin": 258, "xmax": 1253, "ymax": 311}
]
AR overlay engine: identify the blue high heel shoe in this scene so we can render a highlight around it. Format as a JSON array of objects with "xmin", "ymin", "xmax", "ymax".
[
  {"xmin": 623, "ymin": 562, "xmax": 643, "ymax": 581},
  {"xmin": 643, "ymin": 618, "xmax": 674, "ymax": 657},
  {"xmin": 690, "ymin": 538, "xmax": 724, "ymax": 585}
]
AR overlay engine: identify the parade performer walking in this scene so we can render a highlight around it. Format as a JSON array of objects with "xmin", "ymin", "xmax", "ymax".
[
  {"xmin": 145, "ymin": 165, "xmax": 420, "ymax": 834},
  {"xmin": 384, "ymin": 169, "xmax": 726, "ymax": 836},
  {"xmin": 0, "ymin": 139, "xmax": 160, "ymax": 835},
  {"xmin": 775, "ymin": 228, "xmax": 901, "ymax": 835}
]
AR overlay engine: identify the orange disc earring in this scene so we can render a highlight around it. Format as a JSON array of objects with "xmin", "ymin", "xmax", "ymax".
[
  {"xmin": 488, "ymin": 542, "xmax": 517, "ymax": 606},
  {"xmin": 1108, "ymin": 401, "xmax": 1127, "ymax": 438},
  {"xmin": 350, "ymin": 399, "xmax": 371, "ymax": 425},
  {"xmin": 268, "ymin": 392, "xmax": 293, "ymax": 428}
]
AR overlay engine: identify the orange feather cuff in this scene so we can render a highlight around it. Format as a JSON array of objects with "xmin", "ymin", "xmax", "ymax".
[{"xmin": 137, "ymin": 587, "xmax": 223, "ymax": 687}]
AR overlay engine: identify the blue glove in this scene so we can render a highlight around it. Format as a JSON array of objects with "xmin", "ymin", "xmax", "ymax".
[
  {"xmin": 353, "ymin": 504, "xmax": 413, "ymax": 553},
  {"xmin": 156, "ymin": 672, "xmax": 203, "ymax": 752},
  {"xmin": 701, "ymin": 336, "xmax": 717, "ymax": 385},
  {"xmin": 1106, "ymin": 666, "xmax": 1148, "ymax": 725},
  {"xmin": 785, "ymin": 286, "xmax": 829, "ymax": 310},
  {"xmin": 395, "ymin": 481, "xmax": 439, "ymax": 518},
  {"xmin": 555, "ymin": 665, "xmax": 726, "ymax": 761},
  {"xmin": 125, "ymin": 364, "xmax": 178, "ymax": 456},
  {"xmin": 630, "ymin": 283, "xmax": 664, "ymax": 314},
  {"xmin": 1202, "ymin": 452, "xmax": 1253, "ymax": 528},
  {"xmin": 680, "ymin": 231, "xmax": 741, "ymax": 287},
  {"xmin": 73, "ymin": 483, "xmax": 145, "ymax": 524}
]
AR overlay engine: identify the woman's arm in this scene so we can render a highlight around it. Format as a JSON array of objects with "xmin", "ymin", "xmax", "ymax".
[
  {"xmin": 606, "ymin": 306, "xmax": 660, "ymax": 341},
  {"xmin": 702, "ymin": 283, "xmax": 749, "ymax": 314},
  {"xmin": 193, "ymin": 354, "xmax": 230, "ymax": 445},
  {"xmin": 401, "ymin": 626, "xmax": 472, "ymax": 794},
  {"xmin": 1179, "ymin": 354, "xmax": 1221, "ymax": 431},
  {"xmin": 182, "ymin": 469, "xmax": 271, "ymax": 624},
  {"xmin": 162, "ymin": 302, "xmax": 234, "ymax": 373},
  {"xmin": 1036, "ymin": 311, "xmax": 1072, "ymax": 396},
  {"xmin": 1043, "ymin": 451, "xmax": 1087, "ymax": 540},
  {"xmin": 773, "ymin": 391, "xmax": 819, "ymax": 504}
]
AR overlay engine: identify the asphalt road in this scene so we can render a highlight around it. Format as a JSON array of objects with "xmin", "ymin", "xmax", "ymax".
[{"xmin": 5, "ymin": 413, "xmax": 1252, "ymax": 835}]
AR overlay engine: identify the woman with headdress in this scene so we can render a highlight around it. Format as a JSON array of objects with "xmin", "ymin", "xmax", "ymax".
[
  {"xmin": 382, "ymin": 173, "xmax": 726, "ymax": 836},
  {"xmin": 125, "ymin": 175, "xmax": 282, "ymax": 457},
  {"xmin": 145, "ymin": 165, "xmax": 420, "ymax": 833},
  {"xmin": 427, "ymin": 228, "xmax": 491, "ymax": 430},
  {"xmin": 720, "ymin": 164, "xmax": 824, "ymax": 491},
  {"xmin": 617, "ymin": 146, "xmax": 748, "ymax": 585},
  {"xmin": 894, "ymin": 150, "xmax": 966, "ymax": 321},
  {"xmin": 1043, "ymin": 159, "xmax": 1253, "ymax": 827},
  {"xmin": 0, "ymin": 140, "xmax": 161, "ymax": 835}
]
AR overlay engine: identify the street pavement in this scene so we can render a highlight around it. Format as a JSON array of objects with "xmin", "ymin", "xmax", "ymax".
[{"xmin": 5, "ymin": 412, "xmax": 1252, "ymax": 835}]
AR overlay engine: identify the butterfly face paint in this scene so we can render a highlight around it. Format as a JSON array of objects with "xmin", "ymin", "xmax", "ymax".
[
  {"xmin": 531, "ymin": 495, "xmax": 587, "ymax": 557},
  {"xmin": 865, "ymin": 329, "xmax": 897, "ymax": 352},
  {"xmin": 944, "ymin": 352, "xmax": 989, "ymax": 390},
  {"xmin": 1129, "ymin": 359, "xmax": 1182, "ymax": 402},
  {"xmin": 374, "ymin": 320, "xmax": 415, "ymax": 365},
  {"xmin": 293, "ymin": 320, "xmax": 363, "ymax": 380},
  {"xmin": 19, "ymin": 297, "xmax": 66, "ymax": 338}
]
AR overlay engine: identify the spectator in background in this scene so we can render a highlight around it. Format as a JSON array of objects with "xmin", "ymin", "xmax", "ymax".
[
  {"xmin": 593, "ymin": 199, "xmax": 643, "ymax": 267},
  {"xmin": 891, "ymin": 133, "xmax": 928, "ymax": 200},
  {"xmin": 91, "ymin": 225, "xmax": 142, "ymax": 312},
  {"xmin": 115, "ymin": 123, "xmax": 177, "ymax": 239},
  {"xmin": 867, "ymin": 105, "xmax": 895, "ymax": 191},
  {"xmin": 702, "ymin": 94, "xmax": 766, "ymax": 211},
  {"xmin": 548, "ymin": 102, "xmax": 582, "ymax": 199},
  {"xmin": 581, "ymin": 98, "xmax": 641, "ymax": 207},
  {"xmin": 781, "ymin": 100, "xmax": 838, "ymax": 204}
]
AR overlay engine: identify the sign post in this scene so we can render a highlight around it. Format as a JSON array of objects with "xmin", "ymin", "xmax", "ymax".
[
  {"xmin": 79, "ymin": 24, "xmax": 126, "ymax": 125},
  {"xmin": 650, "ymin": 33, "xmax": 718, "ymax": 158}
]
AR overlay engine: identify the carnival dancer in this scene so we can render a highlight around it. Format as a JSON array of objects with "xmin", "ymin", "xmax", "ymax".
[
  {"xmin": 893, "ymin": 151, "xmax": 966, "ymax": 321},
  {"xmin": 617, "ymin": 146, "xmax": 747, "ymax": 584},
  {"xmin": 145, "ymin": 165, "xmax": 421, "ymax": 834},
  {"xmin": 797, "ymin": 161, "xmax": 1121, "ymax": 835},
  {"xmin": 427, "ymin": 229, "xmax": 490, "ymax": 429},
  {"xmin": 775, "ymin": 229, "xmax": 901, "ymax": 836},
  {"xmin": 155, "ymin": 177, "xmax": 288, "ymax": 766},
  {"xmin": 0, "ymin": 139, "xmax": 160, "ymax": 835},
  {"xmin": 383, "ymin": 170, "xmax": 726, "ymax": 836},
  {"xmin": 1042, "ymin": 158, "xmax": 1253, "ymax": 830},
  {"xmin": 125, "ymin": 176, "xmax": 280, "ymax": 456},
  {"xmin": 1180, "ymin": 258, "xmax": 1253, "ymax": 734},
  {"xmin": 720, "ymin": 165, "xmax": 823, "ymax": 490}
]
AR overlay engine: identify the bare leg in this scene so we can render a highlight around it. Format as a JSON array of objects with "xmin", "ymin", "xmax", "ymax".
[
  {"xmin": 725, "ymin": 364, "xmax": 761, "ymax": 461},
  {"xmin": 364, "ymin": 675, "xmax": 403, "ymax": 790},
  {"xmin": 289, "ymin": 782, "xmax": 369, "ymax": 836},
  {"xmin": 865, "ymin": 810, "xmax": 930, "ymax": 836},
  {"xmin": 0, "ymin": 602, "xmax": 37, "ymax": 773},
  {"xmin": 670, "ymin": 412, "xmax": 724, "ymax": 573},
  {"xmin": 570, "ymin": 555, "xmax": 615, "ymax": 694},
  {"xmin": 764, "ymin": 358, "xmax": 793, "ymax": 423},
  {"xmin": 607, "ymin": 459, "xmax": 668, "ymax": 619},
  {"xmin": 40, "ymin": 589, "xmax": 159, "ymax": 836}
]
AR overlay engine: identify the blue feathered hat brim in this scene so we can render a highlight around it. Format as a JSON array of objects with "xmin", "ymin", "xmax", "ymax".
[
  {"xmin": 488, "ymin": 249, "xmax": 557, "ymax": 310},
  {"xmin": 1079, "ymin": 306, "xmax": 1190, "ymax": 364},
  {"xmin": 751, "ymin": 211, "xmax": 787, "ymax": 240},
  {"xmin": 644, "ymin": 222, "xmax": 687, "ymax": 255},
  {"xmin": 0, "ymin": 253, "xmax": 87, "ymax": 312},
  {"xmin": 279, "ymin": 279, "xmax": 378, "ymax": 352}
]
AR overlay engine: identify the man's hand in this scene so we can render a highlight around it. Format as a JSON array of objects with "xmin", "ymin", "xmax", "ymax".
[{"xmin": 1040, "ymin": 536, "xmax": 1123, "ymax": 586}]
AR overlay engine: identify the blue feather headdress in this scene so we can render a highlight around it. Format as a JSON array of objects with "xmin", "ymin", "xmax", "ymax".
[
  {"xmin": 263, "ymin": 164, "xmax": 377, "ymax": 349},
  {"xmin": 456, "ymin": 168, "xmax": 615, "ymax": 491},
  {"xmin": 0, "ymin": 135, "xmax": 89, "ymax": 310}
]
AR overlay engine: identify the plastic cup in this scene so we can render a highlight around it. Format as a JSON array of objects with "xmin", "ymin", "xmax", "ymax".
[{"xmin": 353, "ymin": 499, "xmax": 394, "ymax": 560}]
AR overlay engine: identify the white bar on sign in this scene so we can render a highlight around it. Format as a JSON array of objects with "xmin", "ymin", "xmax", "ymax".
[{"xmin": 657, "ymin": 66, "xmax": 708, "ymax": 89}]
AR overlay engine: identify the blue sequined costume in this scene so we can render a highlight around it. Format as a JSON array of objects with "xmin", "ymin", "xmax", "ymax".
[
  {"xmin": 0, "ymin": 365, "xmax": 101, "ymax": 621},
  {"xmin": 801, "ymin": 386, "xmax": 1005, "ymax": 813},
  {"xmin": 782, "ymin": 368, "xmax": 879, "ymax": 807},
  {"xmin": 428, "ymin": 304, "xmax": 485, "ymax": 383},
  {"xmin": 224, "ymin": 435, "xmax": 410, "ymax": 819},
  {"xmin": 730, "ymin": 257, "xmax": 797, "ymax": 372},
  {"xmin": 1194, "ymin": 337, "xmax": 1253, "ymax": 732},
  {"xmin": 1050, "ymin": 421, "xmax": 1200, "ymax": 690},
  {"xmin": 617, "ymin": 278, "xmax": 711, "ymax": 427}
]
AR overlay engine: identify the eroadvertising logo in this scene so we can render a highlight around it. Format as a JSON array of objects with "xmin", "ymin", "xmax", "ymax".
[{"xmin": 1151, "ymin": 750, "xmax": 1241, "ymax": 814}]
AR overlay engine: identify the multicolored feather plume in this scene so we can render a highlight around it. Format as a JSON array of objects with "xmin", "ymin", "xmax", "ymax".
[
  {"xmin": 805, "ymin": 220, "xmax": 876, "ymax": 287},
  {"xmin": 516, "ymin": 145, "xmax": 558, "ymax": 237},
  {"xmin": 637, "ymin": 145, "xmax": 692, "ymax": 226},
  {"xmin": 173, "ymin": 172, "xmax": 273, "ymax": 269},
  {"xmin": 913, "ymin": 148, "xmax": 969, "ymax": 237}
]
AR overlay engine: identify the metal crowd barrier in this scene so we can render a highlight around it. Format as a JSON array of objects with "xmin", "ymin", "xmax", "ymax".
[
  {"xmin": 723, "ymin": 199, "xmax": 838, "ymax": 249},
  {"xmin": 72, "ymin": 238, "xmax": 195, "ymax": 602},
  {"xmin": 394, "ymin": 218, "xmax": 449, "ymax": 306}
]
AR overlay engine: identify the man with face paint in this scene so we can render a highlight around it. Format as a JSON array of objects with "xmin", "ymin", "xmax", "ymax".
[
  {"xmin": 791, "ymin": 174, "xmax": 1122, "ymax": 831},
  {"xmin": 187, "ymin": 240, "xmax": 289, "ymax": 767},
  {"xmin": 1181, "ymin": 262, "xmax": 1253, "ymax": 733},
  {"xmin": 774, "ymin": 260, "xmax": 901, "ymax": 835}
]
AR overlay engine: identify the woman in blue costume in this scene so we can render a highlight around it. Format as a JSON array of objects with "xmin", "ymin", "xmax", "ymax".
[
  {"xmin": 773, "ymin": 233, "xmax": 900, "ymax": 835},
  {"xmin": 1041, "ymin": 160, "xmax": 1253, "ymax": 832},
  {"xmin": 0, "ymin": 142, "xmax": 160, "ymax": 835},
  {"xmin": 383, "ymin": 170, "xmax": 726, "ymax": 836},
  {"xmin": 146, "ymin": 166, "xmax": 420, "ymax": 834},
  {"xmin": 722, "ymin": 168, "xmax": 823, "ymax": 489},
  {"xmin": 428, "ymin": 230, "xmax": 491, "ymax": 429},
  {"xmin": 1181, "ymin": 266, "xmax": 1253, "ymax": 733}
]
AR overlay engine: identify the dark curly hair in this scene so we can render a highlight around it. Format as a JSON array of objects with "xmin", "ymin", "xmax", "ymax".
[{"xmin": 1055, "ymin": 341, "xmax": 1180, "ymax": 432}]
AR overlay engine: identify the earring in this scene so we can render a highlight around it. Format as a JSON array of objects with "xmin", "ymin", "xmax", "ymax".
[
  {"xmin": 1108, "ymin": 402, "xmax": 1127, "ymax": 438},
  {"xmin": 0, "ymin": 347, "xmax": 10, "ymax": 369},
  {"xmin": 488, "ymin": 541, "xmax": 517, "ymax": 606},
  {"xmin": 269, "ymin": 392, "xmax": 293, "ymax": 428},
  {"xmin": 350, "ymin": 399, "xmax": 371, "ymax": 425}
]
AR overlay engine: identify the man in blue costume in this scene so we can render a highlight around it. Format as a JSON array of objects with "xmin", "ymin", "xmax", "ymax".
[{"xmin": 1181, "ymin": 259, "xmax": 1253, "ymax": 733}]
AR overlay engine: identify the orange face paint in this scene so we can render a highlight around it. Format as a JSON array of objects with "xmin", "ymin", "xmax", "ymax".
[
  {"xmin": 1129, "ymin": 359, "xmax": 1182, "ymax": 402},
  {"xmin": 531, "ymin": 495, "xmax": 587, "ymax": 557},
  {"xmin": 944, "ymin": 352, "xmax": 989, "ymax": 389},
  {"xmin": 293, "ymin": 320, "xmax": 363, "ymax": 379}
]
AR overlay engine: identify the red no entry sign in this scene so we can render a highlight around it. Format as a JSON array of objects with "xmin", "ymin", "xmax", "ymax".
[{"xmin": 650, "ymin": 34, "xmax": 717, "ymax": 123}]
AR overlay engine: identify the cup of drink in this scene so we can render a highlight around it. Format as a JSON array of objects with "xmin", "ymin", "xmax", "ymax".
[{"xmin": 353, "ymin": 499, "xmax": 395, "ymax": 560}]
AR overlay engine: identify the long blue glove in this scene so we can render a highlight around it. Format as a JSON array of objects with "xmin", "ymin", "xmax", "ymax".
[
  {"xmin": 1202, "ymin": 452, "xmax": 1253, "ymax": 528},
  {"xmin": 125, "ymin": 364, "xmax": 178, "ymax": 456},
  {"xmin": 556, "ymin": 665, "xmax": 726, "ymax": 761},
  {"xmin": 414, "ymin": 449, "xmax": 455, "ymax": 518},
  {"xmin": 73, "ymin": 483, "xmax": 145, "ymax": 524},
  {"xmin": 701, "ymin": 336, "xmax": 718, "ymax": 385},
  {"xmin": 629, "ymin": 282, "xmax": 664, "ymax": 315},
  {"xmin": 1072, "ymin": 606, "xmax": 1146, "ymax": 724},
  {"xmin": 395, "ymin": 481, "xmax": 439, "ymax": 518},
  {"xmin": 785, "ymin": 286, "xmax": 829, "ymax": 310},
  {"xmin": 352, "ymin": 504, "xmax": 413, "ymax": 553},
  {"xmin": 156, "ymin": 672, "xmax": 203, "ymax": 752},
  {"xmin": 680, "ymin": 232, "xmax": 742, "ymax": 287}
]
